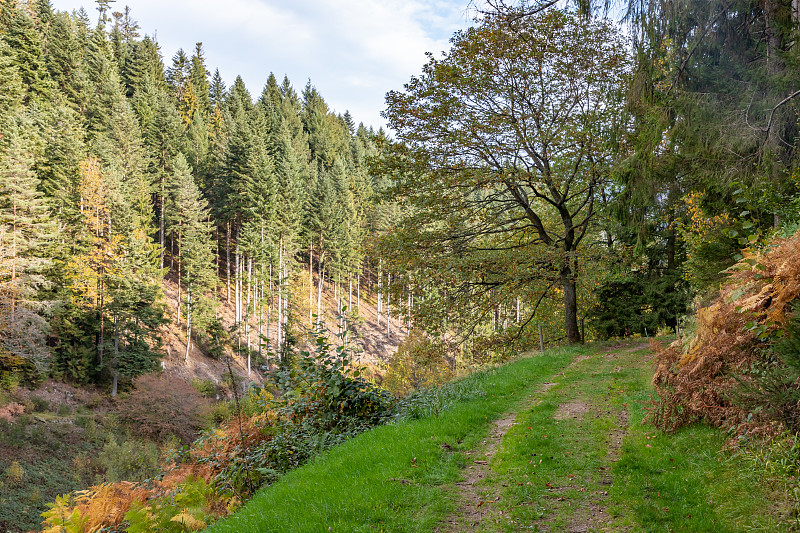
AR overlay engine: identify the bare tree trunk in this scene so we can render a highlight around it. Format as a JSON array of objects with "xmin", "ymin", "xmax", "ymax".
[
  {"xmin": 309, "ymin": 244, "xmax": 313, "ymax": 325},
  {"xmin": 259, "ymin": 275, "xmax": 264, "ymax": 363},
  {"xmin": 386, "ymin": 273, "xmax": 391, "ymax": 337},
  {"xmin": 561, "ymin": 265, "xmax": 580, "ymax": 344},
  {"xmin": 268, "ymin": 262, "xmax": 273, "ymax": 351},
  {"xmin": 215, "ymin": 230, "xmax": 220, "ymax": 302},
  {"xmin": 277, "ymin": 239, "xmax": 283, "ymax": 358},
  {"xmin": 407, "ymin": 280, "xmax": 412, "ymax": 332},
  {"xmin": 317, "ymin": 254, "xmax": 323, "ymax": 321},
  {"xmin": 185, "ymin": 288, "xmax": 192, "ymax": 362},
  {"xmin": 235, "ymin": 229, "xmax": 241, "ymax": 323},
  {"xmin": 226, "ymin": 222, "xmax": 231, "ymax": 303},
  {"xmin": 111, "ymin": 328, "xmax": 119, "ymax": 397},
  {"xmin": 283, "ymin": 259, "xmax": 288, "ymax": 347},
  {"xmin": 377, "ymin": 261, "xmax": 382, "ymax": 328},
  {"xmin": 159, "ymin": 177, "xmax": 165, "ymax": 269},
  {"xmin": 177, "ymin": 224, "xmax": 182, "ymax": 325},
  {"xmin": 247, "ymin": 256, "xmax": 252, "ymax": 356}
]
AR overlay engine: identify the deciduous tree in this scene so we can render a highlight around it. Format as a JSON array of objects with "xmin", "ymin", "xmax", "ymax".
[{"xmin": 383, "ymin": 8, "xmax": 629, "ymax": 343}]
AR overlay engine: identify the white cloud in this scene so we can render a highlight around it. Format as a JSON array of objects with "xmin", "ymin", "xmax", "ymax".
[{"xmin": 50, "ymin": 0, "xmax": 473, "ymax": 128}]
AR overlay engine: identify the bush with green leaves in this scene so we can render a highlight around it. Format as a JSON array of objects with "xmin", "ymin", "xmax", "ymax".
[
  {"xmin": 98, "ymin": 435, "xmax": 159, "ymax": 482},
  {"xmin": 736, "ymin": 305, "xmax": 800, "ymax": 432},
  {"xmin": 208, "ymin": 317, "xmax": 394, "ymax": 499},
  {"xmin": 268, "ymin": 318, "xmax": 394, "ymax": 431}
]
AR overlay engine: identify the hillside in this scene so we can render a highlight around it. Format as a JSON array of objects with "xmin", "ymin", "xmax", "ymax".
[
  {"xmin": 158, "ymin": 266, "xmax": 407, "ymax": 387},
  {"xmin": 206, "ymin": 340, "xmax": 791, "ymax": 532},
  {"xmin": 0, "ymin": 268, "xmax": 406, "ymax": 533}
]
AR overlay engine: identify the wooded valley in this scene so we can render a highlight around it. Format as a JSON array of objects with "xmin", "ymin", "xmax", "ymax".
[{"xmin": 2, "ymin": 0, "xmax": 800, "ymax": 531}]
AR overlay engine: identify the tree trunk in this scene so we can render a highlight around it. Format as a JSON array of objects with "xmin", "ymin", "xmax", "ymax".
[
  {"xmin": 309, "ymin": 244, "xmax": 313, "ymax": 325},
  {"xmin": 386, "ymin": 273, "xmax": 391, "ymax": 337},
  {"xmin": 235, "ymin": 230, "xmax": 241, "ymax": 323},
  {"xmin": 560, "ymin": 265, "xmax": 580, "ymax": 344},
  {"xmin": 247, "ymin": 256, "xmax": 252, "ymax": 355},
  {"xmin": 268, "ymin": 262, "xmax": 273, "ymax": 351},
  {"xmin": 159, "ymin": 176, "xmax": 165, "ymax": 269},
  {"xmin": 226, "ymin": 222, "xmax": 231, "ymax": 303},
  {"xmin": 377, "ymin": 261, "xmax": 382, "ymax": 328},
  {"xmin": 259, "ymin": 277, "xmax": 264, "ymax": 362},
  {"xmin": 317, "ymin": 254, "xmax": 323, "ymax": 321},
  {"xmin": 277, "ymin": 239, "xmax": 283, "ymax": 358},
  {"xmin": 177, "ymin": 224, "xmax": 182, "ymax": 325},
  {"xmin": 185, "ymin": 288, "xmax": 192, "ymax": 362},
  {"xmin": 111, "ymin": 329, "xmax": 119, "ymax": 397}
]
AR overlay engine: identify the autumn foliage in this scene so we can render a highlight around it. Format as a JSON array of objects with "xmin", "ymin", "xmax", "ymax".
[
  {"xmin": 41, "ymin": 324, "xmax": 393, "ymax": 531},
  {"xmin": 116, "ymin": 373, "xmax": 211, "ymax": 444},
  {"xmin": 649, "ymin": 229, "xmax": 800, "ymax": 432}
]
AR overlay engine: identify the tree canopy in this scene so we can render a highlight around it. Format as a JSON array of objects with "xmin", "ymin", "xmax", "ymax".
[{"xmin": 382, "ymin": 8, "xmax": 630, "ymax": 344}]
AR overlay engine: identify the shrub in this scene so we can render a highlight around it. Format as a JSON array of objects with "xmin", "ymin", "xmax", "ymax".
[
  {"xmin": 29, "ymin": 394, "xmax": 49, "ymax": 412},
  {"xmin": 735, "ymin": 306, "xmax": 800, "ymax": 432},
  {"xmin": 191, "ymin": 378, "xmax": 219, "ymax": 398},
  {"xmin": 383, "ymin": 330, "xmax": 453, "ymax": 395},
  {"xmin": 98, "ymin": 436, "xmax": 159, "ymax": 482},
  {"xmin": 117, "ymin": 373, "xmax": 211, "ymax": 444},
  {"xmin": 650, "ymin": 229, "xmax": 800, "ymax": 432},
  {"xmin": 209, "ymin": 319, "xmax": 394, "ymax": 498}
]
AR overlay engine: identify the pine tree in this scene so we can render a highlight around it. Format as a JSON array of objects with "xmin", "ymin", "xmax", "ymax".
[
  {"xmin": 189, "ymin": 42, "xmax": 210, "ymax": 116},
  {"xmin": 0, "ymin": 1, "xmax": 51, "ymax": 104},
  {"xmin": 0, "ymin": 38, "xmax": 24, "ymax": 123},
  {"xmin": 0, "ymin": 118, "xmax": 55, "ymax": 305},
  {"xmin": 165, "ymin": 153, "xmax": 214, "ymax": 361},
  {"xmin": 43, "ymin": 11, "xmax": 89, "ymax": 111}
]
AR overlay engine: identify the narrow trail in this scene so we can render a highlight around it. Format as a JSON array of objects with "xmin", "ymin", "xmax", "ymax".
[
  {"xmin": 437, "ymin": 381, "xmax": 559, "ymax": 532},
  {"xmin": 438, "ymin": 341, "xmax": 649, "ymax": 533}
]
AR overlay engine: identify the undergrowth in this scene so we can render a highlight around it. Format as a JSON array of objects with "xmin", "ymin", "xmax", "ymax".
[{"xmin": 40, "ymin": 317, "xmax": 400, "ymax": 532}]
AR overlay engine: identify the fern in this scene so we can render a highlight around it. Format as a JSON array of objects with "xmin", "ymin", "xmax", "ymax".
[{"xmin": 41, "ymin": 494, "xmax": 87, "ymax": 533}]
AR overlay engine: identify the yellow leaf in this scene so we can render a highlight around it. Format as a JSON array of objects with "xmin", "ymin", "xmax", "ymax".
[{"xmin": 170, "ymin": 511, "xmax": 206, "ymax": 531}]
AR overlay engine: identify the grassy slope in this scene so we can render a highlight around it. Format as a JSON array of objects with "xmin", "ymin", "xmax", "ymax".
[
  {"xmin": 206, "ymin": 347, "xmax": 581, "ymax": 532},
  {"xmin": 207, "ymin": 341, "xmax": 786, "ymax": 532}
]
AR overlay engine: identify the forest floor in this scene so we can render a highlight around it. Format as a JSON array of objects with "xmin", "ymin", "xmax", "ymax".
[{"xmin": 207, "ymin": 338, "xmax": 793, "ymax": 532}]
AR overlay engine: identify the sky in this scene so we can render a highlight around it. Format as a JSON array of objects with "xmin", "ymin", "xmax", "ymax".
[{"xmin": 49, "ymin": 0, "xmax": 478, "ymax": 130}]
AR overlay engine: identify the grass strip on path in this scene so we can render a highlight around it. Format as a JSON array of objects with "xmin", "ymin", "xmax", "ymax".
[
  {"xmin": 484, "ymin": 340, "xmax": 786, "ymax": 532},
  {"xmin": 205, "ymin": 345, "xmax": 588, "ymax": 532}
]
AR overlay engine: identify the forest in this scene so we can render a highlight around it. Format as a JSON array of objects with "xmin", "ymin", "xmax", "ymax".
[{"xmin": 2, "ymin": 0, "xmax": 800, "ymax": 530}]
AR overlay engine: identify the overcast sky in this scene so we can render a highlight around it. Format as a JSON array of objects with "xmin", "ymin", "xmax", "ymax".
[{"xmin": 49, "ymin": 0, "xmax": 477, "ymax": 130}]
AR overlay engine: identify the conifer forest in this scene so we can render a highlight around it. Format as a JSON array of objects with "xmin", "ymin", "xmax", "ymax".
[{"xmin": 2, "ymin": 0, "xmax": 800, "ymax": 531}]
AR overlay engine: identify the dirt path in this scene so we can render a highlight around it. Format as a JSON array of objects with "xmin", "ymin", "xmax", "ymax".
[
  {"xmin": 438, "ymin": 342, "xmax": 648, "ymax": 532},
  {"xmin": 437, "ymin": 382, "xmax": 559, "ymax": 532}
]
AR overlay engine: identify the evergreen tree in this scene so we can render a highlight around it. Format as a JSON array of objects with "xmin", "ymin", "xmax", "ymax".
[
  {"xmin": 0, "ymin": 1, "xmax": 51, "ymax": 104},
  {"xmin": 189, "ymin": 42, "xmax": 210, "ymax": 116},
  {"xmin": 166, "ymin": 153, "xmax": 214, "ymax": 360},
  {"xmin": 0, "ymin": 117, "xmax": 55, "ymax": 325},
  {"xmin": 43, "ymin": 11, "xmax": 89, "ymax": 111}
]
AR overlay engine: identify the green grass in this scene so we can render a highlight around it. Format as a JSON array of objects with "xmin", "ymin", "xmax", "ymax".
[
  {"xmin": 0, "ymin": 415, "xmax": 100, "ymax": 532},
  {"xmin": 207, "ymin": 340, "xmax": 790, "ymax": 532},
  {"xmin": 206, "ymin": 346, "xmax": 586, "ymax": 532},
  {"xmin": 610, "ymin": 391, "xmax": 787, "ymax": 532},
  {"xmin": 486, "ymin": 341, "xmax": 788, "ymax": 532}
]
